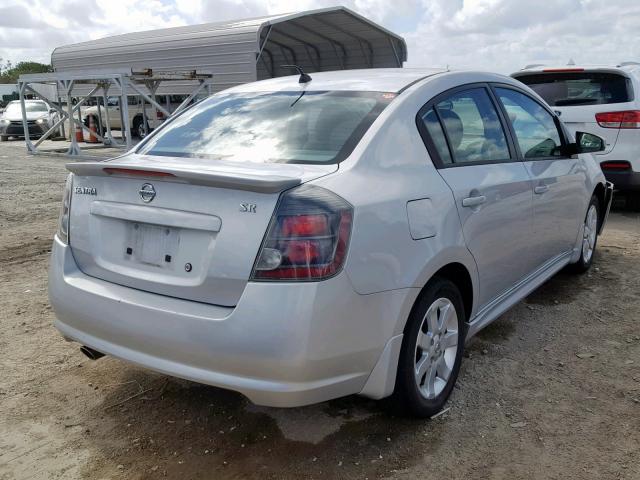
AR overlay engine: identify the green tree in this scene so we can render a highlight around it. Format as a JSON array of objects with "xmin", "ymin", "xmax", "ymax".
[{"xmin": 0, "ymin": 60, "xmax": 52, "ymax": 83}]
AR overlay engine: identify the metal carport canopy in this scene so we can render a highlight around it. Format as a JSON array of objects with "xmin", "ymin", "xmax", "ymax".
[{"xmin": 51, "ymin": 6, "xmax": 407, "ymax": 95}]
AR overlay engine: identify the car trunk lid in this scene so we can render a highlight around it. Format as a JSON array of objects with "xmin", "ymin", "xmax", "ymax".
[{"xmin": 67, "ymin": 154, "xmax": 337, "ymax": 306}]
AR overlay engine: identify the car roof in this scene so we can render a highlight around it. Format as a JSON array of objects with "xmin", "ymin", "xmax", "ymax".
[
  {"xmin": 223, "ymin": 68, "xmax": 529, "ymax": 95},
  {"xmin": 225, "ymin": 68, "xmax": 448, "ymax": 94}
]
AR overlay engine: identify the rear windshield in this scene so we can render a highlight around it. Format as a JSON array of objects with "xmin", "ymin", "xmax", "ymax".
[
  {"xmin": 516, "ymin": 72, "xmax": 633, "ymax": 106},
  {"xmin": 137, "ymin": 91, "xmax": 394, "ymax": 164}
]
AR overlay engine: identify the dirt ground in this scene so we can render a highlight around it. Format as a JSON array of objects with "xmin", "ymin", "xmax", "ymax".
[{"xmin": 1, "ymin": 140, "xmax": 639, "ymax": 480}]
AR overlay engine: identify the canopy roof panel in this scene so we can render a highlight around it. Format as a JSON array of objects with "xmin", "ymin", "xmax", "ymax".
[{"xmin": 51, "ymin": 7, "xmax": 407, "ymax": 94}]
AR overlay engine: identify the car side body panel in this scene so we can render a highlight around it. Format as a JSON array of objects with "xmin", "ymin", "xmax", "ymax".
[{"xmin": 310, "ymin": 76, "xmax": 480, "ymax": 325}]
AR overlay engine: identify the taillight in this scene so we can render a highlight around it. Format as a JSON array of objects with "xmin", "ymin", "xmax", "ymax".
[
  {"xmin": 251, "ymin": 185, "xmax": 353, "ymax": 281},
  {"xmin": 595, "ymin": 110, "xmax": 640, "ymax": 129},
  {"xmin": 601, "ymin": 161, "xmax": 631, "ymax": 170},
  {"xmin": 57, "ymin": 173, "xmax": 73, "ymax": 244},
  {"xmin": 156, "ymin": 110, "xmax": 165, "ymax": 120}
]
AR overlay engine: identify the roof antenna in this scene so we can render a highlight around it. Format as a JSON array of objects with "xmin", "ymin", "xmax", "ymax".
[{"xmin": 281, "ymin": 65, "xmax": 312, "ymax": 84}]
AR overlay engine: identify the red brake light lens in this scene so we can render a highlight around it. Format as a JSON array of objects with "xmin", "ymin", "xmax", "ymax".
[
  {"xmin": 103, "ymin": 168, "xmax": 175, "ymax": 177},
  {"xmin": 281, "ymin": 214, "xmax": 329, "ymax": 237},
  {"xmin": 600, "ymin": 161, "xmax": 631, "ymax": 170},
  {"xmin": 542, "ymin": 68, "xmax": 585, "ymax": 73},
  {"xmin": 595, "ymin": 110, "xmax": 640, "ymax": 129},
  {"xmin": 252, "ymin": 185, "xmax": 353, "ymax": 281},
  {"xmin": 285, "ymin": 239, "xmax": 322, "ymax": 264}
]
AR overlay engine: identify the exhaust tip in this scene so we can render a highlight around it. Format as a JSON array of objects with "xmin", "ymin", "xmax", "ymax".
[{"xmin": 80, "ymin": 346, "xmax": 105, "ymax": 361}]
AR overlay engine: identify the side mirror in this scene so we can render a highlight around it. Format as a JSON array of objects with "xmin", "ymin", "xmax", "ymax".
[
  {"xmin": 563, "ymin": 131, "xmax": 606, "ymax": 155},
  {"xmin": 576, "ymin": 131, "xmax": 605, "ymax": 153}
]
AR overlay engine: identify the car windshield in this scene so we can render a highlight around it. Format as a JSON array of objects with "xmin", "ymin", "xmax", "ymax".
[
  {"xmin": 137, "ymin": 91, "xmax": 394, "ymax": 164},
  {"xmin": 5, "ymin": 102, "xmax": 48, "ymax": 115},
  {"xmin": 516, "ymin": 72, "xmax": 633, "ymax": 106}
]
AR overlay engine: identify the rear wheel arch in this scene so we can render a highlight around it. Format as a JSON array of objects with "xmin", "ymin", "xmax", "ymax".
[
  {"xmin": 406, "ymin": 262, "xmax": 474, "ymax": 333},
  {"xmin": 391, "ymin": 273, "xmax": 468, "ymax": 416}
]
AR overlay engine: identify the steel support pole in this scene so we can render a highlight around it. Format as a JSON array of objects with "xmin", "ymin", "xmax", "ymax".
[
  {"xmin": 58, "ymin": 95, "xmax": 65, "ymax": 138},
  {"xmin": 127, "ymin": 82, "xmax": 170, "ymax": 117},
  {"xmin": 96, "ymin": 95, "xmax": 104, "ymax": 144},
  {"xmin": 102, "ymin": 84, "xmax": 114, "ymax": 146},
  {"xmin": 389, "ymin": 38, "xmax": 401, "ymax": 67},
  {"xmin": 77, "ymin": 103, "xmax": 83, "ymax": 141},
  {"xmin": 173, "ymin": 80, "xmax": 209, "ymax": 115},
  {"xmin": 65, "ymin": 80, "xmax": 81, "ymax": 156},
  {"xmin": 141, "ymin": 96, "xmax": 148, "ymax": 137},
  {"xmin": 18, "ymin": 82, "xmax": 35, "ymax": 152},
  {"xmin": 119, "ymin": 77, "xmax": 132, "ymax": 149}
]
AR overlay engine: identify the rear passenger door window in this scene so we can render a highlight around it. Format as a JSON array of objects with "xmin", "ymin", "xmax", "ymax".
[
  {"xmin": 420, "ymin": 108, "xmax": 453, "ymax": 165},
  {"xmin": 494, "ymin": 87, "xmax": 563, "ymax": 159},
  {"xmin": 420, "ymin": 87, "xmax": 511, "ymax": 165}
]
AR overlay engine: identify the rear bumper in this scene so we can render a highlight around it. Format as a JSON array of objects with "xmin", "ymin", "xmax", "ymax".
[
  {"xmin": 48, "ymin": 236, "xmax": 413, "ymax": 407},
  {"xmin": 601, "ymin": 168, "xmax": 640, "ymax": 192},
  {"xmin": 599, "ymin": 181, "xmax": 614, "ymax": 234}
]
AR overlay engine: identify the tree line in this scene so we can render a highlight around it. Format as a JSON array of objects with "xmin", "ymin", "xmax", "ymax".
[{"xmin": 0, "ymin": 59, "xmax": 52, "ymax": 83}]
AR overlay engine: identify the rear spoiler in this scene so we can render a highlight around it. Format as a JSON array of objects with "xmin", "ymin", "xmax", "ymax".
[{"xmin": 66, "ymin": 161, "xmax": 302, "ymax": 194}]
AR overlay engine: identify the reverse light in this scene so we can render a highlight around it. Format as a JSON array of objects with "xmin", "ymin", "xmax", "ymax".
[
  {"xmin": 251, "ymin": 185, "xmax": 353, "ymax": 281},
  {"xmin": 57, "ymin": 173, "xmax": 73, "ymax": 244},
  {"xmin": 595, "ymin": 110, "xmax": 640, "ymax": 129}
]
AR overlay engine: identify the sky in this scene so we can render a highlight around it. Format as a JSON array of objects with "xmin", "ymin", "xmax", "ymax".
[{"xmin": 1, "ymin": 0, "xmax": 639, "ymax": 74}]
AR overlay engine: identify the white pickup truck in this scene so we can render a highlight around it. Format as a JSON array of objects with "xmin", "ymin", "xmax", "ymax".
[{"xmin": 82, "ymin": 95, "xmax": 186, "ymax": 138}]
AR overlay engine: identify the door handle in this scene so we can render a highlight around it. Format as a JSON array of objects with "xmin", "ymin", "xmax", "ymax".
[
  {"xmin": 534, "ymin": 185, "xmax": 549, "ymax": 194},
  {"xmin": 462, "ymin": 195, "xmax": 486, "ymax": 207}
]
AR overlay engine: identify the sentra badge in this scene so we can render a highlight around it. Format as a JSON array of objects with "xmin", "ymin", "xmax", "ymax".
[{"xmin": 75, "ymin": 186, "xmax": 97, "ymax": 195}]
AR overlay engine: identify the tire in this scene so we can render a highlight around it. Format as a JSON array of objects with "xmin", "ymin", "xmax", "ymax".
[
  {"xmin": 568, "ymin": 195, "xmax": 600, "ymax": 274},
  {"xmin": 0, "ymin": 135, "xmax": 7, "ymax": 142},
  {"xmin": 132, "ymin": 117, "xmax": 149, "ymax": 139},
  {"xmin": 390, "ymin": 277, "xmax": 466, "ymax": 418}
]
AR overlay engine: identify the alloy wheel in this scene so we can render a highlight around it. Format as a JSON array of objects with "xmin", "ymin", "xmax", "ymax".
[
  {"xmin": 137, "ymin": 123, "xmax": 147, "ymax": 138},
  {"xmin": 582, "ymin": 204, "xmax": 598, "ymax": 263},
  {"xmin": 414, "ymin": 297, "xmax": 459, "ymax": 399}
]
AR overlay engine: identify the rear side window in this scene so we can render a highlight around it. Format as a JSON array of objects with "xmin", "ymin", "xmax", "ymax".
[
  {"xmin": 516, "ymin": 72, "xmax": 633, "ymax": 106},
  {"xmin": 420, "ymin": 109, "xmax": 453, "ymax": 164},
  {"xmin": 496, "ymin": 88, "xmax": 562, "ymax": 159},
  {"xmin": 428, "ymin": 88, "xmax": 511, "ymax": 164}
]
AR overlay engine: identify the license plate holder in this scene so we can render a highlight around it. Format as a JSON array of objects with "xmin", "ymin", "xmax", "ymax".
[{"xmin": 126, "ymin": 222, "xmax": 179, "ymax": 267}]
